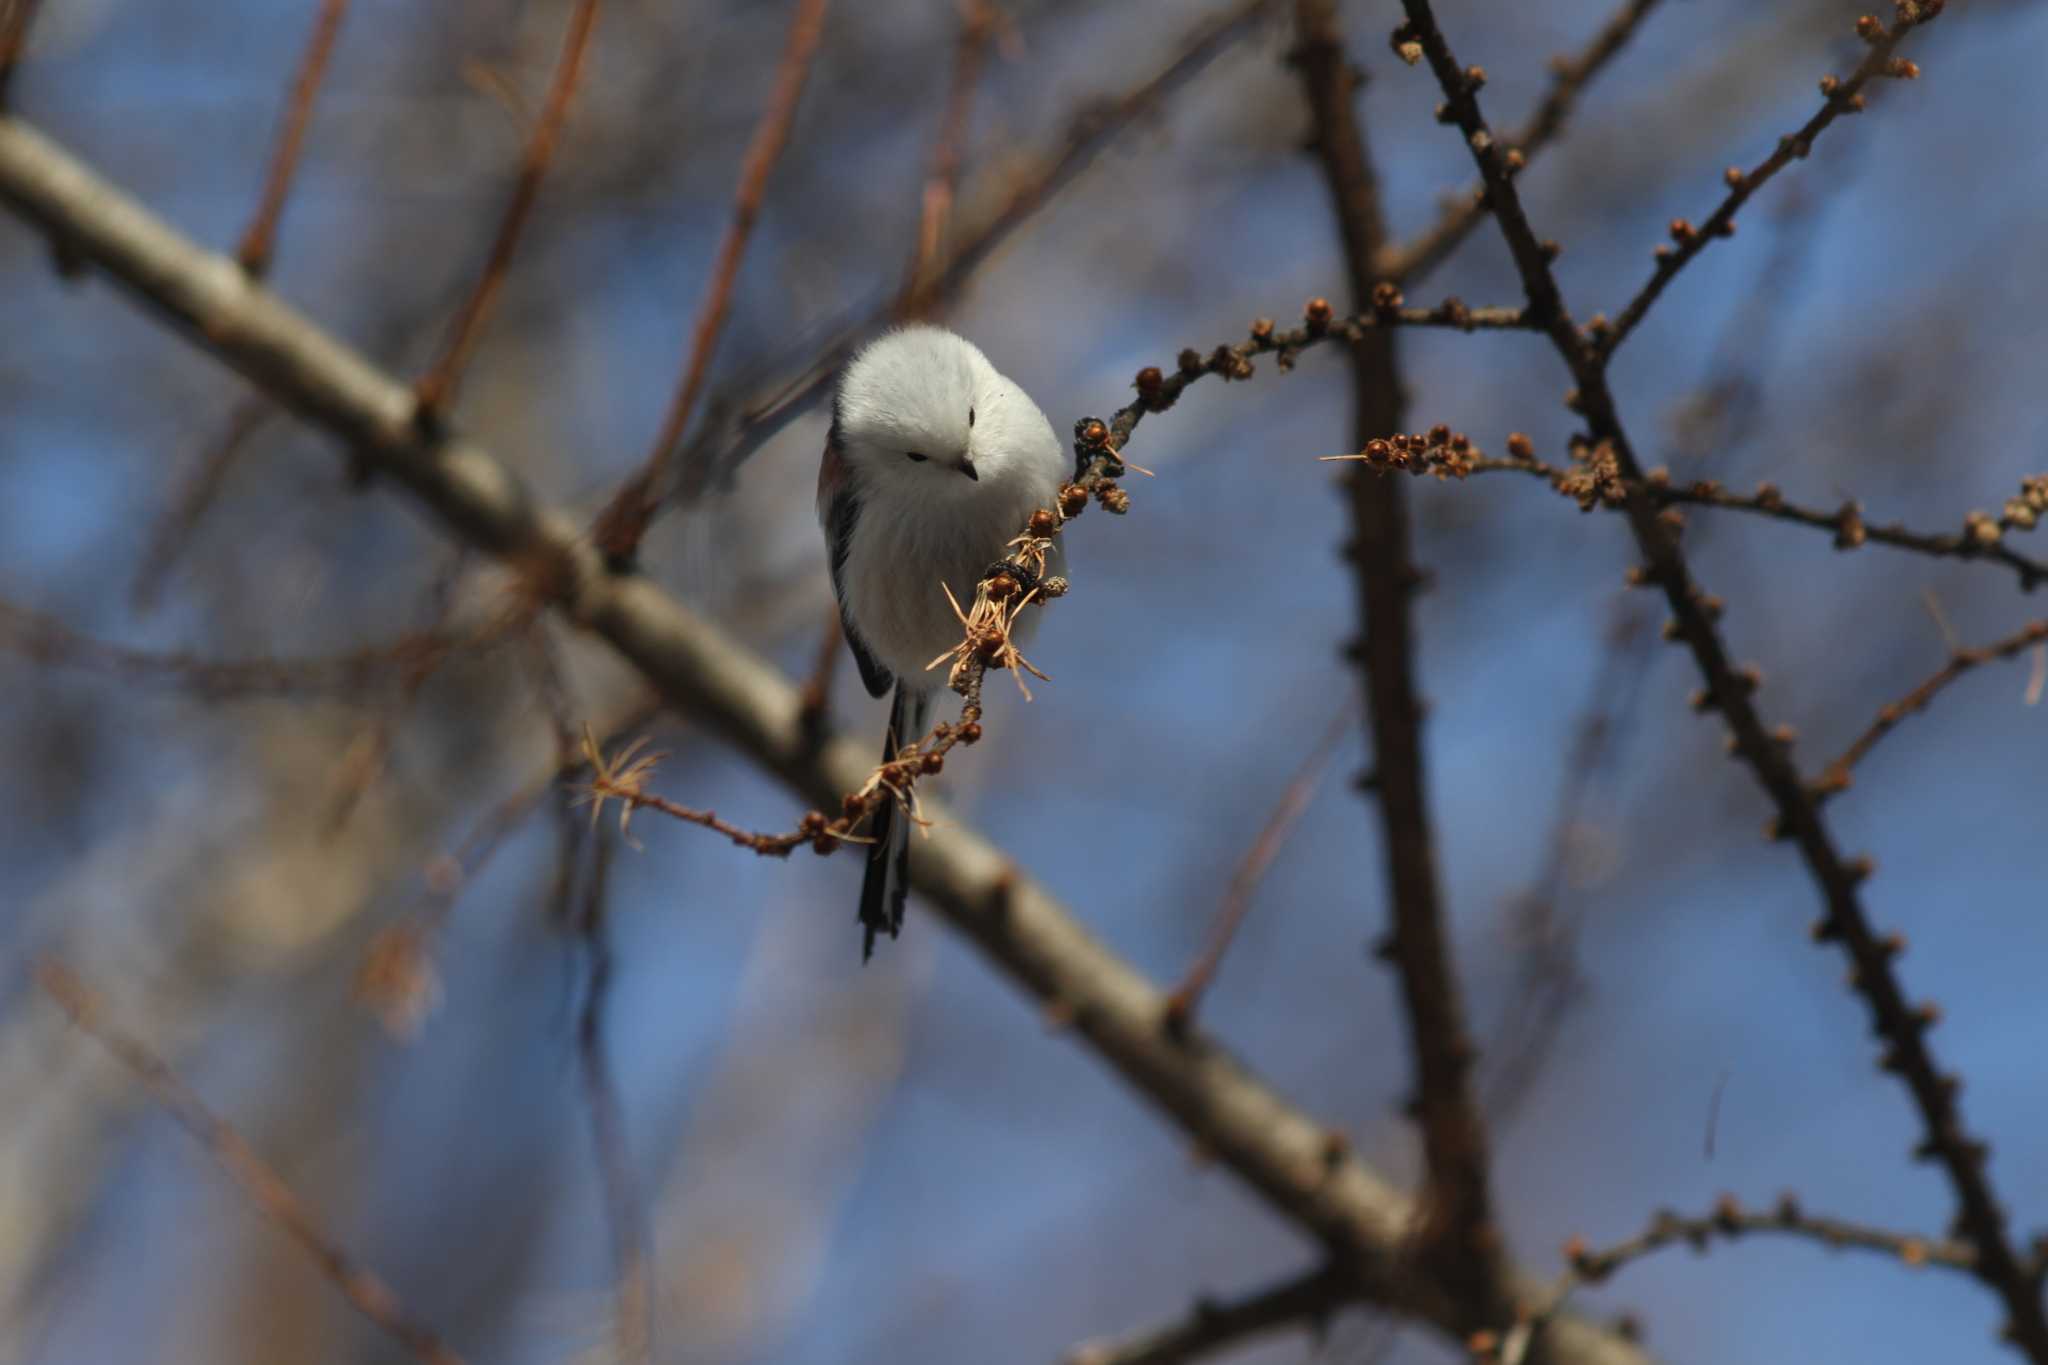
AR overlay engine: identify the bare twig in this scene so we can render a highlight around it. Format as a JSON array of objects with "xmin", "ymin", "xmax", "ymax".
[
  {"xmin": 1502, "ymin": 1193, "xmax": 1979, "ymax": 1364},
  {"xmin": 1328, "ymin": 438, "xmax": 2048, "ymax": 590},
  {"xmin": 593, "ymin": 0, "xmax": 830, "ymax": 565},
  {"xmin": 129, "ymin": 398, "xmax": 273, "ymax": 612},
  {"xmin": 678, "ymin": 0, "xmax": 1283, "ymax": 499},
  {"xmin": 36, "ymin": 960, "xmax": 467, "ymax": 1365},
  {"xmin": 897, "ymin": 0, "xmax": 1000, "ymax": 313},
  {"xmin": 1064, "ymin": 1265, "xmax": 1351, "ymax": 1365},
  {"xmin": 0, "ymin": 119, "xmax": 1648, "ymax": 1364},
  {"xmin": 1295, "ymin": 0, "xmax": 1503, "ymax": 1313},
  {"xmin": 235, "ymin": 0, "xmax": 351, "ymax": 277},
  {"xmin": 1594, "ymin": 12, "xmax": 1926, "ymax": 360},
  {"xmin": 0, "ymin": 0, "xmax": 46, "ymax": 109},
  {"xmin": 1390, "ymin": 2, "xmax": 2048, "ymax": 1355},
  {"xmin": 570, "ymin": 826, "xmax": 653, "ymax": 1365},
  {"xmin": 1377, "ymin": 0, "xmax": 1666, "ymax": 284},
  {"xmin": 1814, "ymin": 618, "xmax": 2048, "ymax": 800},
  {"xmin": 1164, "ymin": 706, "xmax": 1348, "ymax": 1032},
  {"xmin": 0, "ymin": 594, "xmax": 520, "ymax": 699},
  {"xmin": 413, "ymin": 0, "xmax": 603, "ymax": 417}
]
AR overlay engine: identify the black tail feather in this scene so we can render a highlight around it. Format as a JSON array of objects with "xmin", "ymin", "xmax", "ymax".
[{"xmin": 859, "ymin": 684, "xmax": 926, "ymax": 961}]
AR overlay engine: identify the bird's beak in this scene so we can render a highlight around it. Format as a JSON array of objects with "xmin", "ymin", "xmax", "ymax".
[{"xmin": 957, "ymin": 457, "xmax": 979, "ymax": 482}]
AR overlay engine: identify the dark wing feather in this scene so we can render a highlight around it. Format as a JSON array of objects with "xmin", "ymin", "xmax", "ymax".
[{"xmin": 822, "ymin": 450, "xmax": 894, "ymax": 699}]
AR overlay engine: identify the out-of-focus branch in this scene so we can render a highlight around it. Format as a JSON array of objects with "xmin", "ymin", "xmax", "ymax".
[
  {"xmin": 677, "ymin": 0, "xmax": 1283, "ymax": 498},
  {"xmin": 36, "ymin": 960, "xmax": 467, "ymax": 1365},
  {"xmin": 235, "ymin": 0, "xmax": 351, "ymax": 277},
  {"xmin": 1593, "ymin": 11, "xmax": 1927, "ymax": 360},
  {"xmin": 1294, "ymin": 0, "xmax": 1503, "ymax": 1317},
  {"xmin": 1496, "ymin": 1194, "xmax": 1980, "ymax": 1365},
  {"xmin": 1376, "ymin": 0, "xmax": 1666, "ymax": 284},
  {"xmin": 1062, "ymin": 1265, "xmax": 1350, "ymax": 1365},
  {"xmin": 413, "ymin": 0, "xmax": 602, "ymax": 417},
  {"xmin": 129, "ymin": 398, "xmax": 273, "ymax": 611},
  {"xmin": 593, "ymin": 0, "xmax": 830, "ymax": 565},
  {"xmin": 1390, "ymin": 3, "xmax": 2048, "ymax": 1356},
  {"xmin": 0, "ymin": 594, "xmax": 521, "ymax": 699},
  {"xmin": 1814, "ymin": 618, "xmax": 2048, "ymax": 800},
  {"xmin": 0, "ymin": 117, "xmax": 1649, "ymax": 1365},
  {"xmin": 897, "ymin": 0, "xmax": 1000, "ymax": 313},
  {"xmin": 1164, "ymin": 706, "xmax": 1347, "ymax": 1032},
  {"xmin": 0, "ymin": 0, "xmax": 47, "ymax": 109}
]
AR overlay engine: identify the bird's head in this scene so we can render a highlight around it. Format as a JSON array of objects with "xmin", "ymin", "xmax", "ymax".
[{"xmin": 834, "ymin": 325, "xmax": 1008, "ymax": 490}]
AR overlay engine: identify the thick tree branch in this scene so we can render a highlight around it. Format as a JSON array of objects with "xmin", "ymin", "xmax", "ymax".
[
  {"xmin": 1390, "ymin": 2, "xmax": 2048, "ymax": 1356},
  {"xmin": 0, "ymin": 112, "xmax": 1650, "ymax": 1365},
  {"xmin": 1294, "ymin": 0, "xmax": 1505, "ymax": 1321}
]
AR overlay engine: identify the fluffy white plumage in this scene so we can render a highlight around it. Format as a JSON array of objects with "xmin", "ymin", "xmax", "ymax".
[
  {"xmin": 817, "ymin": 326, "xmax": 1068, "ymax": 957},
  {"xmin": 819, "ymin": 325, "xmax": 1067, "ymax": 692}
]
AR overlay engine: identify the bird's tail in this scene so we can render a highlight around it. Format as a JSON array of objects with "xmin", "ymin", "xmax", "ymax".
[{"xmin": 859, "ymin": 684, "xmax": 927, "ymax": 961}]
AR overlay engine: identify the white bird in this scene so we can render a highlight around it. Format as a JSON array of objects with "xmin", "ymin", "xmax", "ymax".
[{"xmin": 817, "ymin": 326, "xmax": 1067, "ymax": 958}]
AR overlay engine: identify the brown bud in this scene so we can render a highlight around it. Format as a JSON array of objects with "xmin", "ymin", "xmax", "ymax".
[
  {"xmin": 1669, "ymin": 218, "xmax": 1695, "ymax": 242},
  {"xmin": 1465, "ymin": 64, "xmax": 1486, "ymax": 90},
  {"xmin": 1504, "ymin": 147, "xmax": 1526, "ymax": 173},
  {"xmin": 1079, "ymin": 419, "xmax": 1108, "ymax": 447},
  {"xmin": 1370, "ymin": 281, "xmax": 1404, "ymax": 312},
  {"xmin": 1427, "ymin": 423, "xmax": 1451, "ymax": 447},
  {"xmin": 1134, "ymin": 366, "xmax": 1164, "ymax": 404},
  {"xmin": 959, "ymin": 721, "xmax": 983, "ymax": 744},
  {"xmin": 1304, "ymin": 296, "xmax": 1333, "ymax": 328},
  {"xmin": 1856, "ymin": 14, "xmax": 1884, "ymax": 40},
  {"xmin": 1058, "ymin": 483, "xmax": 1089, "ymax": 517},
  {"xmin": 985, "ymin": 574, "xmax": 1017, "ymax": 601},
  {"xmin": 1819, "ymin": 74, "xmax": 1841, "ymax": 97},
  {"xmin": 1028, "ymin": 508, "xmax": 1058, "ymax": 536},
  {"xmin": 1888, "ymin": 58, "xmax": 1920, "ymax": 79},
  {"xmin": 920, "ymin": 751, "xmax": 944, "ymax": 774},
  {"xmin": 1249, "ymin": 317, "xmax": 1274, "ymax": 341},
  {"xmin": 842, "ymin": 792, "xmax": 867, "ymax": 817},
  {"xmin": 1177, "ymin": 347, "xmax": 1203, "ymax": 376},
  {"xmin": 1724, "ymin": 165, "xmax": 1746, "ymax": 189},
  {"xmin": 799, "ymin": 809, "xmax": 828, "ymax": 836},
  {"xmin": 1540, "ymin": 238, "xmax": 1562, "ymax": 261},
  {"xmin": 1101, "ymin": 485, "xmax": 1132, "ymax": 515},
  {"xmin": 1506, "ymin": 431, "xmax": 1535, "ymax": 460}
]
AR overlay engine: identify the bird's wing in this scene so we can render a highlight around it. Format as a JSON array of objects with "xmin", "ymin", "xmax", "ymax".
[{"xmin": 820, "ymin": 442, "xmax": 894, "ymax": 699}]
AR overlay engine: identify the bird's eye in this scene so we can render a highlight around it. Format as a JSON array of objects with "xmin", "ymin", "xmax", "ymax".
[
  {"xmin": 967, "ymin": 407, "xmax": 976, "ymax": 428},
  {"xmin": 904, "ymin": 451, "xmax": 928, "ymax": 463}
]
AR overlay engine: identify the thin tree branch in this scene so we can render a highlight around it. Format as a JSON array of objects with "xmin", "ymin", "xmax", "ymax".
[
  {"xmin": 1063, "ymin": 1265, "xmax": 1352, "ymax": 1365},
  {"xmin": 1593, "ymin": 12, "xmax": 1924, "ymax": 361},
  {"xmin": 897, "ymin": 0, "xmax": 1000, "ymax": 314},
  {"xmin": 1496, "ymin": 1194, "xmax": 1981, "ymax": 1365},
  {"xmin": 593, "ymin": 0, "xmax": 830, "ymax": 565},
  {"xmin": 1389, "ymin": 3, "xmax": 2048, "ymax": 1356},
  {"xmin": 0, "ymin": 115, "xmax": 1648, "ymax": 1365},
  {"xmin": 0, "ymin": 594, "xmax": 521, "ymax": 699},
  {"xmin": 413, "ymin": 0, "xmax": 603, "ymax": 417},
  {"xmin": 1164, "ymin": 706, "xmax": 1348, "ymax": 1033},
  {"xmin": 677, "ymin": 0, "xmax": 1284, "ymax": 499},
  {"xmin": 36, "ymin": 960, "xmax": 467, "ymax": 1365},
  {"xmin": 1376, "ymin": 0, "xmax": 1666, "ymax": 285},
  {"xmin": 1294, "ymin": 0, "xmax": 1504, "ymax": 1316},
  {"xmin": 235, "ymin": 0, "xmax": 351, "ymax": 278},
  {"xmin": 1814, "ymin": 618, "xmax": 2048, "ymax": 800},
  {"xmin": 129, "ymin": 398, "xmax": 273, "ymax": 611}
]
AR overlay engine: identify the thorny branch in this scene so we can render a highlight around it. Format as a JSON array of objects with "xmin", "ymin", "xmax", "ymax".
[
  {"xmin": 1293, "ymin": 0, "xmax": 1504, "ymax": 1321},
  {"xmin": 593, "ymin": 0, "xmax": 831, "ymax": 566},
  {"xmin": 36, "ymin": 960, "xmax": 467, "ymax": 1365},
  {"xmin": 235, "ymin": 0, "xmax": 351, "ymax": 277},
  {"xmin": 1389, "ymin": 0, "xmax": 2048, "ymax": 1355},
  {"xmin": 0, "ymin": 116, "xmax": 1648, "ymax": 1365},
  {"xmin": 414, "ymin": 0, "xmax": 603, "ymax": 417},
  {"xmin": 1062, "ymin": 1265, "xmax": 1352, "ymax": 1365},
  {"xmin": 1376, "ymin": 0, "xmax": 1666, "ymax": 285}
]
